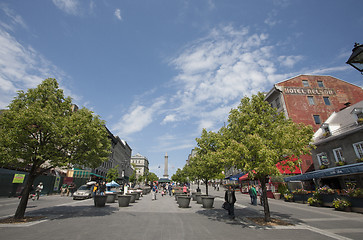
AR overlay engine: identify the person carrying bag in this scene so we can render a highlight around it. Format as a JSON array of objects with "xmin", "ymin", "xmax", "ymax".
[{"xmin": 224, "ymin": 185, "xmax": 236, "ymax": 219}]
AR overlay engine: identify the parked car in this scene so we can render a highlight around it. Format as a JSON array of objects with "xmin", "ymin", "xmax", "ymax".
[{"xmin": 73, "ymin": 184, "xmax": 93, "ymax": 200}]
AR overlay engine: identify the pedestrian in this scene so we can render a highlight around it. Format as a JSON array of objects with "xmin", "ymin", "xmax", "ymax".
[
  {"xmin": 151, "ymin": 183, "xmax": 157, "ymax": 200},
  {"xmin": 68, "ymin": 183, "xmax": 76, "ymax": 197},
  {"xmin": 99, "ymin": 181, "xmax": 106, "ymax": 195},
  {"xmin": 224, "ymin": 185, "xmax": 236, "ymax": 219},
  {"xmin": 168, "ymin": 184, "xmax": 172, "ymax": 196},
  {"xmin": 60, "ymin": 184, "xmax": 67, "ymax": 197},
  {"xmin": 183, "ymin": 184, "xmax": 188, "ymax": 194},
  {"xmin": 250, "ymin": 185, "xmax": 257, "ymax": 205},
  {"xmin": 92, "ymin": 183, "xmax": 99, "ymax": 197},
  {"xmin": 35, "ymin": 182, "xmax": 43, "ymax": 200}
]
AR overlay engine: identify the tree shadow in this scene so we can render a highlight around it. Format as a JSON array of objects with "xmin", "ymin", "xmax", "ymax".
[
  {"xmin": 195, "ymin": 205, "xmax": 303, "ymax": 228},
  {"xmin": 25, "ymin": 204, "xmax": 119, "ymax": 220}
]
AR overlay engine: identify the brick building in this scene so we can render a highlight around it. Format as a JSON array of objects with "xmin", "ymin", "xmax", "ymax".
[{"xmin": 265, "ymin": 75, "xmax": 363, "ymax": 172}]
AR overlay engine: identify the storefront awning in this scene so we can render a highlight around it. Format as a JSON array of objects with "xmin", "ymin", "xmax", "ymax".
[
  {"xmin": 284, "ymin": 162, "xmax": 363, "ymax": 182},
  {"xmin": 228, "ymin": 172, "xmax": 245, "ymax": 181}
]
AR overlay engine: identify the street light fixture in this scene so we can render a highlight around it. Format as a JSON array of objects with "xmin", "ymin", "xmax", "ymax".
[{"xmin": 346, "ymin": 43, "xmax": 363, "ymax": 74}]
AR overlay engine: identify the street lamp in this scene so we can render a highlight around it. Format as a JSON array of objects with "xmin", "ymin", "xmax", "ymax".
[{"xmin": 346, "ymin": 43, "xmax": 363, "ymax": 74}]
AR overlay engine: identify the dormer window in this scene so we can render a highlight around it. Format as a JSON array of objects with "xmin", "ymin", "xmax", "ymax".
[
  {"xmin": 321, "ymin": 123, "xmax": 331, "ymax": 137},
  {"xmin": 351, "ymin": 107, "xmax": 363, "ymax": 125}
]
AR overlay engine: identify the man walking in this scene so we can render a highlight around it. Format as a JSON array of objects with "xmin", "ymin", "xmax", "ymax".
[{"xmin": 224, "ymin": 185, "xmax": 236, "ymax": 219}]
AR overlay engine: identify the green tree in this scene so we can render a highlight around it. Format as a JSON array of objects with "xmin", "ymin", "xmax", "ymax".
[
  {"xmin": 106, "ymin": 165, "xmax": 119, "ymax": 182},
  {"xmin": 223, "ymin": 92, "xmax": 313, "ymax": 221},
  {"xmin": 129, "ymin": 163, "xmax": 137, "ymax": 184},
  {"xmin": 190, "ymin": 129, "xmax": 224, "ymax": 195},
  {"xmin": 171, "ymin": 168, "xmax": 188, "ymax": 184},
  {"xmin": 147, "ymin": 172, "xmax": 158, "ymax": 183},
  {"xmin": 0, "ymin": 78, "xmax": 111, "ymax": 219}
]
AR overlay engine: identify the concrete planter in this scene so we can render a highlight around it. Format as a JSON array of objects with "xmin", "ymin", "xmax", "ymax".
[
  {"xmin": 118, "ymin": 195, "xmax": 131, "ymax": 207},
  {"xmin": 191, "ymin": 192, "xmax": 197, "ymax": 201},
  {"xmin": 196, "ymin": 194, "xmax": 206, "ymax": 204},
  {"xmin": 273, "ymin": 192, "xmax": 281, "ymax": 200},
  {"xmin": 320, "ymin": 193, "xmax": 336, "ymax": 207},
  {"xmin": 106, "ymin": 193, "xmax": 117, "ymax": 203},
  {"xmin": 94, "ymin": 195, "xmax": 107, "ymax": 207},
  {"xmin": 201, "ymin": 196, "xmax": 215, "ymax": 208},
  {"xmin": 193, "ymin": 192, "xmax": 201, "ymax": 201},
  {"xmin": 178, "ymin": 196, "xmax": 191, "ymax": 208},
  {"xmin": 175, "ymin": 193, "xmax": 183, "ymax": 201},
  {"xmin": 293, "ymin": 194, "xmax": 309, "ymax": 204},
  {"xmin": 126, "ymin": 193, "xmax": 137, "ymax": 203}
]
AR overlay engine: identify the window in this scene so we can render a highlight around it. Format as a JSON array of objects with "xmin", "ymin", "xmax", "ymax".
[
  {"xmin": 333, "ymin": 148, "xmax": 344, "ymax": 162},
  {"xmin": 317, "ymin": 81, "xmax": 324, "ymax": 88},
  {"xmin": 317, "ymin": 152, "xmax": 329, "ymax": 166},
  {"xmin": 323, "ymin": 97, "xmax": 331, "ymax": 105},
  {"xmin": 353, "ymin": 141, "xmax": 363, "ymax": 158},
  {"xmin": 313, "ymin": 115, "xmax": 321, "ymax": 124},
  {"xmin": 307, "ymin": 96, "xmax": 315, "ymax": 105},
  {"xmin": 302, "ymin": 80, "xmax": 309, "ymax": 87}
]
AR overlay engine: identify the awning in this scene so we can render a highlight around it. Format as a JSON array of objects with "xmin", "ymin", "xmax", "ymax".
[
  {"xmin": 284, "ymin": 162, "xmax": 363, "ymax": 182},
  {"xmin": 239, "ymin": 173, "xmax": 249, "ymax": 181},
  {"xmin": 90, "ymin": 173, "xmax": 105, "ymax": 178},
  {"xmin": 276, "ymin": 157, "xmax": 301, "ymax": 174},
  {"xmin": 228, "ymin": 172, "xmax": 245, "ymax": 181}
]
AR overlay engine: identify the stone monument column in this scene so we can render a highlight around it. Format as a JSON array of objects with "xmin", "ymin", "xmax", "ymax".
[{"xmin": 163, "ymin": 152, "xmax": 169, "ymax": 179}]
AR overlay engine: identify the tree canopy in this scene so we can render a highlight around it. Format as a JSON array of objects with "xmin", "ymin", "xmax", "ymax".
[
  {"xmin": 0, "ymin": 78, "xmax": 111, "ymax": 219},
  {"xmin": 222, "ymin": 92, "xmax": 313, "ymax": 221},
  {"xmin": 106, "ymin": 165, "xmax": 119, "ymax": 182}
]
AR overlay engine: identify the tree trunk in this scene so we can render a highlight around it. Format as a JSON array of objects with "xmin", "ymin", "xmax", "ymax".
[
  {"xmin": 205, "ymin": 179, "xmax": 209, "ymax": 195},
  {"xmin": 260, "ymin": 177, "xmax": 270, "ymax": 222},
  {"xmin": 14, "ymin": 167, "xmax": 37, "ymax": 219}
]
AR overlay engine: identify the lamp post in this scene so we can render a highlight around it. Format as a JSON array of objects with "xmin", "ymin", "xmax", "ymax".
[{"xmin": 346, "ymin": 43, "xmax": 363, "ymax": 74}]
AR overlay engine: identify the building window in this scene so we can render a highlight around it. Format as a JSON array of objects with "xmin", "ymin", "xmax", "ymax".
[
  {"xmin": 333, "ymin": 148, "xmax": 344, "ymax": 162},
  {"xmin": 302, "ymin": 80, "xmax": 309, "ymax": 87},
  {"xmin": 317, "ymin": 152, "xmax": 329, "ymax": 166},
  {"xmin": 317, "ymin": 81, "xmax": 324, "ymax": 88},
  {"xmin": 313, "ymin": 115, "xmax": 321, "ymax": 124},
  {"xmin": 353, "ymin": 141, "xmax": 363, "ymax": 159},
  {"xmin": 323, "ymin": 97, "xmax": 331, "ymax": 105},
  {"xmin": 307, "ymin": 96, "xmax": 315, "ymax": 105}
]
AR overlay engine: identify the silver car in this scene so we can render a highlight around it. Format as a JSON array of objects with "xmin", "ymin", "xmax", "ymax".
[{"xmin": 73, "ymin": 184, "xmax": 93, "ymax": 200}]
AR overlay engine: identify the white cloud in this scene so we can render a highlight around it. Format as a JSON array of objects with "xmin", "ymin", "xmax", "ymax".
[
  {"xmin": 161, "ymin": 114, "xmax": 177, "ymax": 124},
  {"xmin": 0, "ymin": 4, "xmax": 27, "ymax": 31},
  {"xmin": 112, "ymin": 98, "xmax": 166, "ymax": 137},
  {"xmin": 52, "ymin": 0, "xmax": 80, "ymax": 15},
  {"xmin": 0, "ymin": 9, "xmax": 79, "ymax": 108},
  {"xmin": 278, "ymin": 55, "xmax": 304, "ymax": 68},
  {"xmin": 114, "ymin": 9, "xmax": 122, "ymax": 21},
  {"xmin": 167, "ymin": 26, "xmax": 282, "ymax": 131}
]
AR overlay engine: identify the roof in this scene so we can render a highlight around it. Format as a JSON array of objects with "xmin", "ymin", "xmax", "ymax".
[{"xmin": 313, "ymin": 100, "xmax": 363, "ymax": 144}]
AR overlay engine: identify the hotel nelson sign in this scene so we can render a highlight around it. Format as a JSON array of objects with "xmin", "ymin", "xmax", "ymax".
[{"xmin": 283, "ymin": 87, "xmax": 335, "ymax": 95}]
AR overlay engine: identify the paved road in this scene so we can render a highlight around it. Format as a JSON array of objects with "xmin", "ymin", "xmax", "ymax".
[{"xmin": 1, "ymin": 186, "xmax": 363, "ymax": 240}]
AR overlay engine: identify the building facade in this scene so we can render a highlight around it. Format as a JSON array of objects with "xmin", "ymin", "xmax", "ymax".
[
  {"xmin": 285, "ymin": 101, "xmax": 363, "ymax": 190},
  {"xmin": 91, "ymin": 127, "xmax": 133, "ymax": 183},
  {"xmin": 265, "ymin": 75, "xmax": 363, "ymax": 172},
  {"xmin": 130, "ymin": 153, "xmax": 149, "ymax": 180}
]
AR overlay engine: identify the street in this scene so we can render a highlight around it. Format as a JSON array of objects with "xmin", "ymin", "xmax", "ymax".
[{"xmin": 1, "ymin": 186, "xmax": 363, "ymax": 240}]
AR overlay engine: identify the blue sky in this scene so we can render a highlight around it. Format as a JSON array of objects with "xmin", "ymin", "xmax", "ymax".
[{"xmin": 0, "ymin": 0, "xmax": 362, "ymax": 178}]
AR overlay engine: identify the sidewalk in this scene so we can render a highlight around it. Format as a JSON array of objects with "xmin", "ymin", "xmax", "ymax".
[{"xmin": 1, "ymin": 187, "xmax": 362, "ymax": 240}]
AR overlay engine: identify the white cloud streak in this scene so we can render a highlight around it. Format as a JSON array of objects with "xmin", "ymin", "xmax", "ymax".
[
  {"xmin": 52, "ymin": 0, "xmax": 80, "ymax": 15},
  {"xmin": 114, "ymin": 9, "xmax": 122, "ymax": 21},
  {"xmin": 0, "ymin": 8, "xmax": 79, "ymax": 108},
  {"xmin": 112, "ymin": 98, "xmax": 166, "ymax": 137}
]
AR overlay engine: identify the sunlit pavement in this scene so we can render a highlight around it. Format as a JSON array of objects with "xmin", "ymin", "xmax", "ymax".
[{"xmin": 0, "ymin": 186, "xmax": 363, "ymax": 240}]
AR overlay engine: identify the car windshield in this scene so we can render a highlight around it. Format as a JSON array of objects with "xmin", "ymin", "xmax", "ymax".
[{"xmin": 78, "ymin": 185, "xmax": 91, "ymax": 190}]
